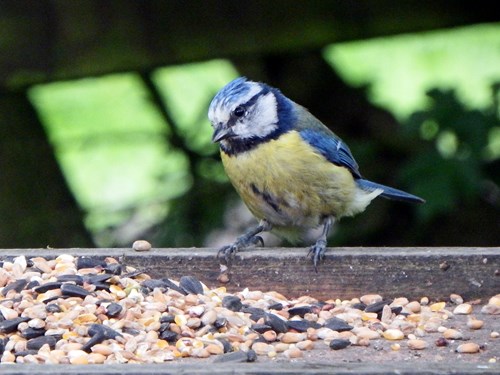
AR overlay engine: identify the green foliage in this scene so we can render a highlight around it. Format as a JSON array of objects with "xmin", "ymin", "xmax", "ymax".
[
  {"xmin": 26, "ymin": 24, "xmax": 500, "ymax": 248},
  {"xmin": 324, "ymin": 23, "xmax": 500, "ymax": 120},
  {"xmin": 402, "ymin": 88, "xmax": 499, "ymax": 222}
]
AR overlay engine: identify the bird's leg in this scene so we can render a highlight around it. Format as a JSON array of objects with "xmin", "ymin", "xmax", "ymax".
[
  {"xmin": 308, "ymin": 216, "xmax": 334, "ymax": 272},
  {"xmin": 217, "ymin": 219, "xmax": 272, "ymax": 264}
]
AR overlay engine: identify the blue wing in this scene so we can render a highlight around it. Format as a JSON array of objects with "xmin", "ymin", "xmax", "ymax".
[
  {"xmin": 298, "ymin": 128, "xmax": 361, "ymax": 179},
  {"xmin": 292, "ymin": 104, "xmax": 361, "ymax": 177},
  {"xmin": 294, "ymin": 106, "xmax": 425, "ymax": 203}
]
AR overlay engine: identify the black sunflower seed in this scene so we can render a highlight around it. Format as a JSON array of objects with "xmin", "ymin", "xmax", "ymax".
[
  {"xmin": 329, "ymin": 338, "xmax": 351, "ymax": 350},
  {"xmin": 142, "ymin": 279, "xmax": 169, "ymax": 291},
  {"xmin": 222, "ymin": 296, "xmax": 242, "ymax": 312},
  {"xmin": 287, "ymin": 305, "xmax": 313, "ymax": 317},
  {"xmin": 242, "ymin": 306, "xmax": 266, "ymax": 321},
  {"xmin": 159, "ymin": 329, "xmax": 178, "ymax": 342},
  {"xmin": 105, "ymin": 303, "xmax": 122, "ymax": 318},
  {"xmin": 104, "ymin": 263, "xmax": 122, "ymax": 275},
  {"xmin": 365, "ymin": 299, "xmax": 393, "ymax": 314},
  {"xmin": 160, "ymin": 315, "xmax": 175, "ymax": 324},
  {"xmin": 60, "ymin": 283, "xmax": 91, "ymax": 298},
  {"xmin": 1, "ymin": 279, "xmax": 28, "ymax": 296},
  {"xmin": 160, "ymin": 278, "xmax": 186, "ymax": 295},
  {"xmin": 250, "ymin": 323, "xmax": 273, "ymax": 333},
  {"xmin": 26, "ymin": 335, "xmax": 57, "ymax": 350},
  {"xmin": 26, "ymin": 280, "xmax": 40, "ymax": 289},
  {"xmin": 219, "ymin": 338, "xmax": 232, "ymax": 353},
  {"xmin": 268, "ymin": 302, "xmax": 283, "ymax": 310},
  {"xmin": 179, "ymin": 276, "xmax": 204, "ymax": 295},
  {"xmin": 286, "ymin": 319, "xmax": 311, "ymax": 332},
  {"xmin": 82, "ymin": 324, "xmax": 122, "ymax": 352},
  {"xmin": 246, "ymin": 349, "xmax": 257, "ymax": 362},
  {"xmin": 20, "ymin": 327, "xmax": 46, "ymax": 339},
  {"xmin": 0, "ymin": 337, "xmax": 6, "ymax": 356},
  {"xmin": 85, "ymin": 274, "xmax": 112, "ymax": 285},
  {"xmin": 56, "ymin": 275, "xmax": 84, "ymax": 285},
  {"xmin": 33, "ymin": 282, "xmax": 63, "ymax": 294},
  {"xmin": 324, "ymin": 317, "xmax": 353, "ymax": 332},
  {"xmin": 352, "ymin": 302, "xmax": 367, "ymax": 311},
  {"xmin": 0, "ymin": 317, "xmax": 30, "ymax": 334},
  {"xmin": 76, "ymin": 257, "xmax": 106, "ymax": 270},
  {"xmin": 264, "ymin": 313, "xmax": 288, "ymax": 333},
  {"xmin": 214, "ymin": 317, "xmax": 227, "ymax": 329},
  {"xmin": 88, "ymin": 324, "xmax": 122, "ymax": 340}
]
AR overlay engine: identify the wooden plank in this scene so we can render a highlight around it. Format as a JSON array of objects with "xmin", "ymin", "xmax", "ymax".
[
  {"xmin": 0, "ymin": 248, "xmax": 498, "ymax": 374},
  {"xmin": 0, "ymin": 361, "xmax": 497, "ymax": 375},
  {"xmin": 0, "ymin": 247, "xmax": 498, "ymax": 301}
]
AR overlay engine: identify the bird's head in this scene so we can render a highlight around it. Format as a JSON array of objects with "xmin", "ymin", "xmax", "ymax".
[{"xmin": 208, "ymin": 77, "xmax": 295, "ymax": 151}]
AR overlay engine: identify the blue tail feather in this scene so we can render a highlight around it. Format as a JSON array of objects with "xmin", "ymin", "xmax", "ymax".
[{"xmin": 356, "ymin": 179, "xmax": 425, "ymax": 204}]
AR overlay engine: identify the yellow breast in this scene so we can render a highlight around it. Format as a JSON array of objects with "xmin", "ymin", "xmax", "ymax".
[{"xmin": 220, "ymin": 131, "xmax": 358, "ymax": 229}]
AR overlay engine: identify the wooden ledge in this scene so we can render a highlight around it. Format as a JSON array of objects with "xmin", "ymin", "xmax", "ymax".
[
  {"xmin": 1, "ymin": 247, "xmax": 498, "ymax": 301},
  {"xmin": 0, "ymin": 361, "xmax": 497, "ymax": 375}
]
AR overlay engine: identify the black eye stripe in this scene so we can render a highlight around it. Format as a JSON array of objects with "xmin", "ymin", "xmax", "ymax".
[
  {"xmin": 233, "ymin": 106, "xmax": 245, "ymax": 117},
  {"xmin": 231, "ymin": 87, "xmax": 270, "ymax": 117},
  {"xmin": 244, "ymin": 87, "xmax": 269, "ymax": 108},
  {"xmin": 227, "ymin": 86, "xmax": 271, "ymax": 127}
]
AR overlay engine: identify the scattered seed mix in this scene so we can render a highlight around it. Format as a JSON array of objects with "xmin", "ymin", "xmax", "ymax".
[{"xmin": 0, "ymin": 254, "xmax": 498, "ymax": 364}]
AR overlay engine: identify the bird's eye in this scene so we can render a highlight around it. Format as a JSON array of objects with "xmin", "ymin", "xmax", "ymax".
[{"xmin": 232, "ymin": 106, "xmax": 245, "ymax": 118}]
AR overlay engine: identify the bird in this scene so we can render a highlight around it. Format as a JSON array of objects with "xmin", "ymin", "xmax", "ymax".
[{"xmin": 208, "ymin": 77, "xmax": 424, "ymax": 270}]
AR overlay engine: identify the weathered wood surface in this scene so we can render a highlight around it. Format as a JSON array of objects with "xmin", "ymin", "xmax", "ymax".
[
  {"xmin": 0, "ymin": 248, "xmax": 498, "ymax": 374},
  {"xmin": 0, "ymin": 361, "xmax": 497, "ymax": 375},
  {"xmin": 0, "ymin": 247, "xmax": 498, "ymax": 301}
]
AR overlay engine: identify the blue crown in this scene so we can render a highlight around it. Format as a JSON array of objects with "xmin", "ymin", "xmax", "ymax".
[{"xmin": 209, "ymin": 77, "xmax": 255, "ymax": 111}]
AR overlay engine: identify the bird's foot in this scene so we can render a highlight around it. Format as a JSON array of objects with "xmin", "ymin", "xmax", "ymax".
[
  {"xmin": 307, "ymin": 238, "xmax": 327, "ymax": 272},
  {"xmin": 217, "ymin": 232, "xmax": 264, "ymax": 265}
]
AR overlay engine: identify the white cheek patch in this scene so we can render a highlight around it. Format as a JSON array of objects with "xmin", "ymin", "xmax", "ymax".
[{"xmin": 237, "ymin": 92, "xmax": 278, "ymax": 139}]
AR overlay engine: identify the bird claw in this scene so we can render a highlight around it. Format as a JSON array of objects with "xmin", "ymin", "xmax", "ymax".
[
  {"xmin": 217, "ymin": 233, "xmax": 265, "ymax": 265},
  {"xmin": 307, "ymin": 239, "xmax": 327, "ymax": 272}
]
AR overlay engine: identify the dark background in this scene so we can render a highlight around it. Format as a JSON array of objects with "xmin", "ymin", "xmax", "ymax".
[{"xmin": 1, "ymin": 1, "xmax": 498, "ymax": 249}]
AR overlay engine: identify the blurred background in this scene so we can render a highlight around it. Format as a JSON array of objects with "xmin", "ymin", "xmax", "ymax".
[{"xmin": 1, "ymin": 1, "xmax": 499, "ymax": 249}]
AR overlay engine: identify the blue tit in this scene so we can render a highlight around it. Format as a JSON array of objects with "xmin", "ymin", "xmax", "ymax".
[{"xmin": 208, "ymin": 77, "xmax": 424, "ymax": 270}]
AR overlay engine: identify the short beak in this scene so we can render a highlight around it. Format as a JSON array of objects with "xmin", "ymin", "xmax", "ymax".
[{"xmin": 212, "ymin": 125, "xmax": 235, "ymax": 143}]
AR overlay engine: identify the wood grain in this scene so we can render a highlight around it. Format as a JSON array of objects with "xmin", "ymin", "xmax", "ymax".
[{"xmin": 1, "ymin": 247, "xmax": 498, "ymax": 301}]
